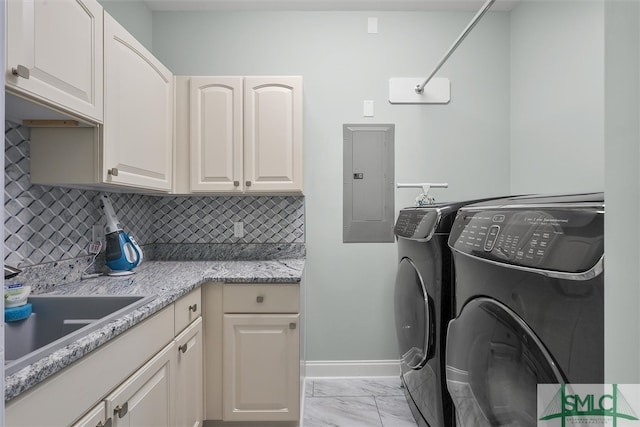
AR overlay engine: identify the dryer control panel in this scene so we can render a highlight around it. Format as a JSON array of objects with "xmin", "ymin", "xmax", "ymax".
[
  {"xmin": 448, "ymin": 208, "xmax": 604, "ymax": 273},
  {"xmin": 394, "ymin": 209, "xmax": 439, "ymax": 241}
]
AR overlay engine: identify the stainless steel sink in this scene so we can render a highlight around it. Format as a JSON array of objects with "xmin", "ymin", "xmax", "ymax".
[{"xmin": 5, "ymin": 295, "xmax": 154, "ymax": 376}]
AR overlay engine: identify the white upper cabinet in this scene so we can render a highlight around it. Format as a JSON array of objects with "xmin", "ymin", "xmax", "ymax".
[
  {"xmin": 244, "ymin": 77, "xmax": 303, "ymax": 193},
  {"xmin": 103, "ymin": 13, "xmax": 173, "ymax": 191},
  {"xmin": 190, "ymin": 76, "xmax": 244, "ymax": 192},
  {"xmin": 6, "ymin": 0, "xmax": 104, "ymax": 123},
  {"xmin": 176, "ymin": 75, "xmax": 303, "ymax": 194},
  {"xmin": 29, "ymin": 13, "xmax": 174, "ymax": 193}
]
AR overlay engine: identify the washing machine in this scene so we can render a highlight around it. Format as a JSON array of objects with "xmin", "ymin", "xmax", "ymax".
[
  {"xmin": 394, "ymin": 200, "xmax": 497, "ymax": 427},
  {"xmin": 445, "ymin": 193, "xmax": 604, "ymax": 427}
]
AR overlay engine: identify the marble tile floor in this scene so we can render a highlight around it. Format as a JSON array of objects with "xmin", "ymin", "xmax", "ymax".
[{"xmin": 303, "ymin": 377, "xmax": 419, "ymax": 427}]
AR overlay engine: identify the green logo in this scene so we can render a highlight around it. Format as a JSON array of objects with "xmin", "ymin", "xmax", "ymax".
[{"xmin": 539, "ymin": 384, "xmax": 639, "ymax": 427}]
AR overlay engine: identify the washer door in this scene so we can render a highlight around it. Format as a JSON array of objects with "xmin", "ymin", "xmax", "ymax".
[
  {"xmin": 394, "ymin": 257, "xmax": 432, "ymax": 369},
  {"xmin": 446, "ymin": 298, "xmax": 564, "ymax": 427}
]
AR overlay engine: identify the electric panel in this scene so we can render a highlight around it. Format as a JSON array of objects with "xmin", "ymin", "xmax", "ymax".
[{"xmin": 343, "ymin": 124, "xmax": 395, "ymax": 243}]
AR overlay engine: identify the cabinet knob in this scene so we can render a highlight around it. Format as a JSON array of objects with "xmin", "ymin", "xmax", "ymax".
[
  {"xmin": 114, "ymin": 402, "xmax": 128, "ymax": 419},
  {"xmin": 188, "ymin": 303, "xmax": 198, "ymax": 312},
  {"xmin": 289, "ymin": 322, "xmax": 297, "ymax": 330},
  {"xmin": 107, "ymin": 168, "xmax": 119, "ymax": 177},
  {"xmin": 11, "ymin": 65, "xmax": 29, "ymax": 79},
  {"xmin": 256, "ymin": 295, "xmax": 264, "ymax": 303},
  {"xmin": 179, "ymin": 344, "xmax": 188, "ymax": 353},
  {"xmin": 234, "ymin": 180, "xmax": 240, "ymax": 187},
  {"xmin": 245, "ymin": 181, "xmax": 252, "ymax": 187}
]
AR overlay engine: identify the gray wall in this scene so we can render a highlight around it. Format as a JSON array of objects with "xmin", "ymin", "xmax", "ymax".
[
  {"xmin": 99, "ymin": 0, "xmax": 153, "ymax": 50},
  {"xmin": 109, "ymin": 2, "xmax": 610, "ymax": 365},
  {"xmin": 510, "ymin": 1, "xmax": 605, "ymax": 194},
  {"xmin": 604, "ymin": 0, "xmax": 640, "ymax": 384},
  {"xmin": 152, "ymin": 10, "xmax": 512, "ymax": 360}
]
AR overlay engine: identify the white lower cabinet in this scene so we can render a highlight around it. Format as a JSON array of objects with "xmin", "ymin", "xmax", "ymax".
[
  {"xmin": 105, "ymin": 341, "xmax": 176, "ymax": 427},
  {"xmin": 6, "ymin": 283, "xmax": 305, "ymax": 427},
  {"xmin": 176, "ymin": 317, "xmax": 204, "ymax": 427},
  {"xmin": 202, "ymin": 282, "xmax": 302, "ymax": 423},
  {"xmin": 5, "ymin": 307, "xmax": 175, "ymax": 427},
  {"xmin": 70, "ymin": 402, "xmax": 108, "ymax": 427},
  {"xmin": 5, "ymin": 289, "xmax": 204, "ymax": 427},
  {"xmin": 223, "ymin": 313, "xmax": 300, "ymax": 422},
  {"xmin": 100, "ymin": 292, "xmax": 202, "ymax": 427}
]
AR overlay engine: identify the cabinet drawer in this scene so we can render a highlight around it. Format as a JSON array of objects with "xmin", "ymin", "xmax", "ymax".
[
  {"xmin": 175, "ymin": 288, "xmax": 202, "ymax": 335},
  {"xmin": 223, "ymin": 284, "xmax": 299, "ymax": 313}
]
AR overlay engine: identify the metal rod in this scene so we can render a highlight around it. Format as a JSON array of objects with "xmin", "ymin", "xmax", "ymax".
[
  {"xmin": 397, "ymin": 183, "xmax": 449, "ymax": 189},
  {"xmin": 415, "ymin": 0, "xmax": 496, "ymax": 94}
]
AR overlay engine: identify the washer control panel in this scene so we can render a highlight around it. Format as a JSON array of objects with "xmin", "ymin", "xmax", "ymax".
[
  {"xmin": 484, "ymin": 225, "xmax": 500, "ymax": 251},
  {"xmin": 448, "ymin": 208, "xmax": 604, "ymax": 273}
]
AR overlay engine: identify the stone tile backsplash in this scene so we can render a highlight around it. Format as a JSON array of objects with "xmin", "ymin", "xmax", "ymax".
[
  {"xmin": 4, "ymin": 122, "xmax": 305, "ymax": 268},
  {"xmin": 153, "ymin": 196, "xmax": 304, "ymax": 244}
]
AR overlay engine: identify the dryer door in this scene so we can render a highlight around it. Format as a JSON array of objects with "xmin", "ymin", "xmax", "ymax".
[
  {"xmin": 394, "ymin": 258, "xmax": 432, "ymax": 369},
  {"xmin": 446, "ymin": 298, "xmax": 564, "ymax": 427}
]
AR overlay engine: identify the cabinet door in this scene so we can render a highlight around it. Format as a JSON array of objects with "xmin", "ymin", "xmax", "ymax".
[
  {"xmin": 190, "ymin": 76, "xmax": 243, "ymax": 192},
  {"xmin": 244, "ymin": 76, "xmax": 303, "ymax": 193},
  {"xmin": 71, "ymin": 402, "xmax": 109, "ymax": 427},
  {"xmin": 105, "ymin": 341, "xmax": 176, "ymax": 427},
  {"xmin": 104, "ymin": 13, "xmax": 173, "ymax": 192},
  {"xmin": 6, "ymin": 0, "xmax": 104, "ymax": 122},
  {"xmin": 223, "ymin": 314, "xmax": 300, "ymax": 422},
  {"xmin": 176, "ymin": 318, "xmax": 204, "ymax": 427}
]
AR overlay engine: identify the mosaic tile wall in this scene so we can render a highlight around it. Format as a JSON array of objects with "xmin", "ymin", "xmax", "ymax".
[
  {"xmin": 4, "ymin": 122, "xmax": 305, "ymax": 268},
  {"xmin": 153, "ymin": 196, "xmax": 304, "ymax": 244},
  {"xmin": 4, "ymin": 123, "xmax": 155, "ymax": 267}
]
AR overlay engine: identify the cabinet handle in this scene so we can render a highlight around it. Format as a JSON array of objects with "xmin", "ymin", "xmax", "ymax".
[
  {"xmin": 11, "ymin": 65, "xmax": 29, "ymax": 79},
  {"xmin": 188, "ymin": 303, "xmax": 198, "ymax": 312},
  {"xmin": 233, "ymin": 180, "xmax": 240, "ymax": 187},
  {"xmin": 245, "ymin": 180, "xmax": 252, "ymax": 187},
  {"xmin": 114, "ymin": 402, "xmax": 128, "ymax": 418},
  {"xmin": 179, "ymin": 344, "xmax": 188, "ymax": 353},
  {"xmin": 289, "ymin": 322, "xmax": 297, "ymax": 330},
  {"xmin": 97, "ymin": 418, "xmax": 112, "ymax": 427},
  {"xmin": 256, "ymin": 296, "xmax": 264, "ymax": 303},
  {"xmin": 107, "ymin": 168, "xmax": 119, "ymax": 177}
]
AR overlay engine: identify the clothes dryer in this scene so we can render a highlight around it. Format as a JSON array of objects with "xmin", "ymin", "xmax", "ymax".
[
  {"xmin": 446, "ymin": 193, "xmax": 604, "ymax": 427},
  {"xmin": 394, "ymin": 200, "xmax": 497, "ymax": 427}
]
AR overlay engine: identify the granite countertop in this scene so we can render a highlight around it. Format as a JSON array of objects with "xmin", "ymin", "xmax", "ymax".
[{"xmin": 5, "ymin": 259, "xmax": 305, "ymax": 402}]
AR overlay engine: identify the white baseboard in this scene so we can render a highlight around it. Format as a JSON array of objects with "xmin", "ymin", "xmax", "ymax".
[{"xmin": 305, "ymin": 360, "xmax": 400, "ymax": 378}]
